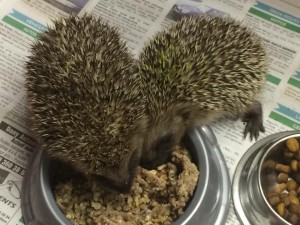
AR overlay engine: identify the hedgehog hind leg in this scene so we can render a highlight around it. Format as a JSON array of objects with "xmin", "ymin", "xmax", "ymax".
[{"xmin": 241, "ymin": 101, "xmax": 265, "ymax": 141}]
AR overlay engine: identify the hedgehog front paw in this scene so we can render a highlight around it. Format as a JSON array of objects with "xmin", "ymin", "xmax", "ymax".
[
  {"xmin": 241, "ymin": 101, "xmax": 265, "ymax": 141},
  {"xmin": 242, "ymin": 116, "xmax": 265, "ymax": 141}
]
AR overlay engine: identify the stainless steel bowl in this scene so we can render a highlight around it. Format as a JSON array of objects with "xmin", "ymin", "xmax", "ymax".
[
  {"xmin": 233, "ymin": 131, "xmax": 300, "ymax": 225},
  {"xmin": 21, "ymin": 126, "xmax": 231, "ymax": 225}
]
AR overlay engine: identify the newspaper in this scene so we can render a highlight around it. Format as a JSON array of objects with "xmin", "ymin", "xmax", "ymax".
[{"xmin": 0, "ymin": 0, "xmax": 299, "ymax": 224}]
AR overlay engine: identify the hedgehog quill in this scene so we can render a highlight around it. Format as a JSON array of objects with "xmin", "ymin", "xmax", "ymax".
[
  {"xmin": 138, "ymin": 16, "xmax": 268, "ymax": 169},
  {"xmin": 26, "ymin": 14, "xmax": 268, "ymax": 192},
  {"xmin": 25, "ymin": 14, "xmax": 148, "ymax": 193}
]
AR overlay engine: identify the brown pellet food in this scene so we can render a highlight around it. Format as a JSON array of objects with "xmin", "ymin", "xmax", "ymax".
[
  {"xmin": 54, "ymin": 147, "xmax": 200, "ymax": 225},
  {"xmin": 266, "ymin": 137, "xmax": 300, "ymax": 225},
  {"xmin": 286, "ymin": 138, "xmax": 300, "ymax": 153}
]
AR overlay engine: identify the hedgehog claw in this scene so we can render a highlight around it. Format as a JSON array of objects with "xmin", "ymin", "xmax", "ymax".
[
  {"xmin": 244, "ymin": 120, "xmax": 265, "ymax": 141},
  {"xmin": 243, "ymin": 119, "xmax": 264, "ymax": 141},
  {"xmin": 242, "ymin": 101, "xmax": 265, "ymax": 141}
]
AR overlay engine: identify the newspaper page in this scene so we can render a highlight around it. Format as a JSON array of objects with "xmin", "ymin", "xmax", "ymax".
[{"xmin": 0, "ymin": 0, "xmax": 300, "ymax": 224}]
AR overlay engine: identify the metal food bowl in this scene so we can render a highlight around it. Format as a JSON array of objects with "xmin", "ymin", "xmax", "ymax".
[
  {"xmin": 21, "ymin": 126, "xmax": 231, "ymax": 225},
  {"xmin": 233, "ymin": 131, "xmax": 300, "ymax": 225}
]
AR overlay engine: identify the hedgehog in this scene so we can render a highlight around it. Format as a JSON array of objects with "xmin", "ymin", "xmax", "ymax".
[
  {"xmin": 138, "ymin": 15, "xmax": 268, "ymax": 169},
  {"xmin": 25, "ymin": 14, "xmax": 147, "ymax": 193}
]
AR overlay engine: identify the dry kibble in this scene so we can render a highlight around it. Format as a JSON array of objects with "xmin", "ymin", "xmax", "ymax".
[
  {"xmin": 278, "ymin": 173, "xmax": 289, "ymax": 183},
  {"xmin": 277, "ymin": 202, "xmax": 286, "ymax": 217},
  {"xmin": 289, "ymin": 190, "xmax": 298, "ymax": 197},
  {"xmin": 274, "ymin": 183, "xmax": 287, "ymax": 194},
  {"xmin": 286, "ymin": 138, "xmax": 300, "ymax": 153},
  {"xmin": 288, "ymin": 203, "xmax": 299, "ymax": 214},
  {"xmin": 267, "ymin": 137, "xmax": 300, "ymax": 223},
  {"xmin": 291, "ymin": 160, "xmax": 299, "ymax": 172},
  {"xmin": 287, "ymin": 179, "xmax": 299, "ymax": 191},
  {"xmin": 297, "ymin": 186, "xmax": 300, "ymax": 196},
  {"xmin": 263, "ymin": 159, "xmax": 276, "ymax": 169},
  {"xmin": 280, "ymin": 193, "xmax": 290, "ymax": 206},
  {"xmin": 284, "ymin": 149, "xmax": 295, "ymax": 159},
  {"xmin": 275, "ymin": 164, "xmax": 291, "ymax": 173},
  {"xmin": 294, "ymin": 173, "xmax": 300, "ymax": 184},
  {"xmin": 289, "ymin": 196, "xmax": 300, "ymax": 205},
  {"xmin": 287, "ymin": 213, "xmax": 299, "ymax": 225},
  {"xmin": 267, "ymin": 191, "xmax": 279, "ymax": 199},
  {"xmin": 294, "ymin": 151, "xmax": 300, "ymax": 161},
  {"xmin": 268, "ymin": 194, "xmax": 281, "ymax": 206}
]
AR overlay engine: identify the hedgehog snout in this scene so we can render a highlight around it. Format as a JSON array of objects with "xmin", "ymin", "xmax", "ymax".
[
  {"xmin": 139, "ymin": 111, "xmax": 189, "ymax": 170},
  {"xmin": 93, "ymin": 149, "xmax": 140, "ymax": 193}
]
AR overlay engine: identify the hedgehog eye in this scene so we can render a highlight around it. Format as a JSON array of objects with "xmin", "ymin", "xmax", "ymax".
[
  {"xmin": 178, "ymin": 108, "xmax": 191, "ymax": 120},
  {"xmin": 154, "ymin": 134, "xmax": 173, "ymax": 152}
]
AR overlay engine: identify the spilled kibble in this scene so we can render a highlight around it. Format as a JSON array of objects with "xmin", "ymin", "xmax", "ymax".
[
  {"xmin": 266, "ymin": 137, "xmax": 300, "ymax": 225},
  {"xmin": 54, "ymin": 147, "xmax": 200, "ymax": 225}
]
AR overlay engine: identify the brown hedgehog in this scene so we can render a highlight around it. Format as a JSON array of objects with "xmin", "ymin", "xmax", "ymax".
[
  {"xmin": 25, "ymin": 14, "xmax": 147, "ymax": 193},
  {"xmin": 138, "ymin": 16, "xmax": 268, "ymax": 169}
]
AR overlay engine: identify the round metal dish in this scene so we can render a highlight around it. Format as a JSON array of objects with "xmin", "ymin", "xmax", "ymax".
[
  {"xmin": 233, "ymin": 130, "xmax": 300, "ymax": 225},
  {"xmin": 21, "ymin": 126, "xmax": 231, "ymax": 225}
]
